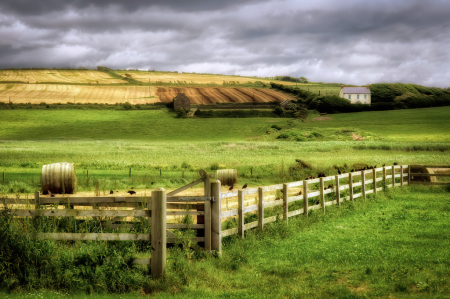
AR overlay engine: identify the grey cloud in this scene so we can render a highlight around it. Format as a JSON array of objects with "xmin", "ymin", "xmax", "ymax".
[
  {"xmin": 0, "ymin": 0, "xmax": 269, "ymax": 15},
  {"xmin": 0, "ymin": 0, "xmax": 449, "ymax": 87}
]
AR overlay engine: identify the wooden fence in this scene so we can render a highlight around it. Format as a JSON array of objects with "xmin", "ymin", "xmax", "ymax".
[
  {"xmin": 218, "ymin": 165, "xmax": 410, "ymax": 238},
  {"xmin": 0, "ymin": 173, "xmax": 221, "ymax": 278},
  {"xmin": 408, "ymin": 165, "xmax": 450, "ymax": 186},
  {"xmin": 2, "ymin": 164, "xmax": 448, "ymax": 278}
]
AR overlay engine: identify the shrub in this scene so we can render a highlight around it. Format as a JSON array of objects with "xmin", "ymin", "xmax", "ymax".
[
  {"xmin": 181, "ymin": 161, "xmax": 192, "ymax": 169},
  {"xmin": 176, "ymin": 107, "xmax": 188, "ymax": 118},
  {"xmin": 273, "ymin": 106, "xmax": 284, "ymax": 116},
  {"xmin": 122, "ymin": 102, "xmax": 132, "ymax": 110},
  {"xmin": 271, "ymin": 124, "xmax": 282, "ymax": 130}
]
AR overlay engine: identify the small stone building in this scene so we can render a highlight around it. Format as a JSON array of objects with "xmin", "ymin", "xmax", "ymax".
[
  {"xmin": 339, "ymin": 85, "xmax": 371, "ymax": 104},
  {"xmin": 173, "ymin": 93, "xmax": 190, "ymax": 111}
]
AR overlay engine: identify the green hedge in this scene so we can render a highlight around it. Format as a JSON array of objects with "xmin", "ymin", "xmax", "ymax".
[{"xmin": 270, "ymin": 82, "xmax": 450, "ymax": 114}]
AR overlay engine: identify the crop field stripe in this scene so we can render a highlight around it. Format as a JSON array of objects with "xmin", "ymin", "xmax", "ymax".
[{"xmin": 215, "ymin": 88, "xmax": 238, "ymax": 103}]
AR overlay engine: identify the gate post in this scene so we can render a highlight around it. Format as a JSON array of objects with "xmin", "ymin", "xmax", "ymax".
[
  {"xmin": 210, "ymin": 180, "xmax": 222, "ymax": 254},
  {"xmin": 151, "ymin": 188, "xmax": 166, "ymax": 278}
]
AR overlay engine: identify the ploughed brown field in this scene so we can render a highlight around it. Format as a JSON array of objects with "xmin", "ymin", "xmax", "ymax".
[
  {"xmin": 156, "ymin": 87, "xmax": 294, "ymax": 104},
  {"xmin": 0, "ymin": 84, "xmax": 294, "ymax": 104}
]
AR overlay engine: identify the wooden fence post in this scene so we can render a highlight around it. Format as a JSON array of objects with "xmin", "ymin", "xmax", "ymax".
[
  {"xmin": 335, "ymin": 175, "xmax": 340, "ymax": 207},
  {"xmin": 400, "ymin": 166, "xmax": 404, "ymax": 187},
  {"xmin": 349, "ymin": 172, "xmax": 354, "ymax": 201},
  {"xmin": 303, "ymin": 181, "xmax": 308, "ymax": 218},
  {"xmin": 408, "ymin": 165, "xmax": 411, "ymax": 185},
  {"xmin": 33, "ymin": 191, "xmax": 40, "ymax": 231},
  {"xmin": 392, "ymin": 166, "xmax": 395, "ymax": 187},
  {"xmin": 238, "ymin": 190, "xmax": 244, "ymax": 238},
  {"xmin": 320, "ymin": 177, "xmax": 325, "ymax": 214},
  {"xmin": 204, "ymin": 199, "xmax": 211, "ymax": 251},
  {"xmin": 258, "ymin": 187, "xmax": 264, "ymax": 230},
  {"xmin": 197, "ymin": 175, "xmax": 211, "ymax": 248},
  {"xmin": 361, "ymin": 171, "xmax": 366, "ymax": 201},
  {"xmin": 151, "ymin": 188, "xmax": 166, "ymax": 278},
  {"xmin": 210, "ymin": 180, "xmax": 222, "ymax": 254},
  {"xmin": 373, "ymin": 168, "xmax": 377, "ymax": 195},
  {"xmin": 283, "ymin": 183, "xmax": 288, "ymax": 222},
  {"xmin": 383, "ymin": 166, "xmax": 387, "ymax": 190}
]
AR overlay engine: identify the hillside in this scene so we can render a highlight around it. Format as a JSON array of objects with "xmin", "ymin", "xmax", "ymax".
[{"xmin": 1, "ymin": 69, "xmax": 449, "ymax": 110}]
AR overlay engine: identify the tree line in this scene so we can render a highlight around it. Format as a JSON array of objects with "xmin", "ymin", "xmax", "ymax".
[{"xmin": 270, "ymin": 82, "xmax": 450, "ymax": 114}]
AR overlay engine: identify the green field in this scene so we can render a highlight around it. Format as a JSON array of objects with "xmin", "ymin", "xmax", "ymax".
[
  {"xmin": 2, "ymin": 187, "xmax": 450, "ymax": 298},
  {"xmin": 0, "ymin": 107, "xmax": 449, "ymax": 193},
  {"xmin": 1, "ymin": 104, "xmax": 450, "ymax": 297}
]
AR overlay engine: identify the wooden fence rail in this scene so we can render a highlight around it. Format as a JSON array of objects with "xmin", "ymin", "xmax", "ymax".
[
  {"xmin": 1, "ymin": 164, "xmax": 447, "ymax": 278},
  {"xmin": 0, "ymin": 174, "xmax": 216, "ymax": 278},
  {"xmin": 220, "ymin": 165, "xmax": 410, "ymax": 239}
]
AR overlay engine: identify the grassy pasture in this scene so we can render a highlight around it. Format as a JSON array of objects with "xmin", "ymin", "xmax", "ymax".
[
  {"xmin": 0, "ymin": 107, "xmax": 449, "ymax": 194},
  {"xmin": 0, "ymin": 70, "xmax": 126, "ymax": 84},
  {"xmin": 2, "ymin": 187, "xmax": 450, "ymax": 297}
]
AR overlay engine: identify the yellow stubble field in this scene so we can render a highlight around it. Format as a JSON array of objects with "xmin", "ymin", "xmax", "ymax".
[
  {"xmin": 116, "ymin": 70, "xmax": 299, "ymax": 86},
  {"xmin": 0, "ymin": 70, "xmax": 126, "ymax": 84},
  {"xmin": 0, "ymin": 84, "xmax": 157, "ymax": 104}
]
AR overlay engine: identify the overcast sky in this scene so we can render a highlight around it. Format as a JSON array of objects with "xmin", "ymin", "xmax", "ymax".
[{"xmin": 0, "ymin": 0, "xmax": 449, "ymax": 87}]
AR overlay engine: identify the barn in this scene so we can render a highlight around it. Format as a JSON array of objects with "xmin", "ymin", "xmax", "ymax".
[
  {"xmin": 339, "ymin": 85, "xmax": 371, "ymax": 104},
  {"xmin": 173, "ymin": 93, "xmax": 191, "ymax": 111}
]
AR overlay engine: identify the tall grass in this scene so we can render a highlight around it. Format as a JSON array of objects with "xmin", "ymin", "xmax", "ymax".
[{"xmin": 2, "ymin": 186, "xmax": 449, "ymax": 297}]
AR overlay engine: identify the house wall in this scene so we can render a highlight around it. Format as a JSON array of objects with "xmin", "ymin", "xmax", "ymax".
[{"xmin": 339, "ymin": 90, "xmax": 371, "ymax": 104}]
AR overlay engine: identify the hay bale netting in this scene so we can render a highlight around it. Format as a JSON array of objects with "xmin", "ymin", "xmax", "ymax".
[
  {"xmin": 217, "ymin": 169, "xmax": 237, "ymax": 187},
  {"xmin": 42, "ymin": 162, "xmax": 77, "ymax": 194}
]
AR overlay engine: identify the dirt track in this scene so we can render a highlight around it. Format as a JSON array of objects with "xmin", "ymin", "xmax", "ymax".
[{"xmin": 156, "ymin": 87, "xmax": 294, "ymax": 104}]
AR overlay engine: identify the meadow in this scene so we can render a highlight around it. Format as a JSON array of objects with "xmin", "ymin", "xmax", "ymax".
[
  {"xmin": 0, "ymin": 106, "xmax": 449, "ymax": 195},
  {"xmin": 2, "ymin": 186, "xmax": 450, "ymax": 297},
  {"xmin": 1, "ymin": 101, "xmax": 450, "ymax": 297}
]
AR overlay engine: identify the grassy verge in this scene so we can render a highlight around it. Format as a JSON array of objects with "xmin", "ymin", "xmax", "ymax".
[{"xmin": 2, "ymin": 186, "xmax": 449, "ymax": 297}]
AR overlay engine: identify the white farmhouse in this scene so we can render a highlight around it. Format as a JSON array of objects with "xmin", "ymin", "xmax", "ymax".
[{"xmin": 339, "ymin": 85, "xmax": 371, "ymax": 104}]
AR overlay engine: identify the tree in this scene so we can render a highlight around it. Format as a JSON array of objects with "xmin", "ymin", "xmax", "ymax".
[
  {"xmin": 299, "ymin": 77, "xmax": 309, "ymax": 83},
  {"xmin": 273, "ymin": 106, "xmax": 284, "ymax": 116}
]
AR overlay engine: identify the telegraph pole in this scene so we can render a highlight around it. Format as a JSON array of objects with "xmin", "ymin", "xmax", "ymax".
[{"xmin": 149, "ymin": 77, "xmax": 151, "ymax": 98}]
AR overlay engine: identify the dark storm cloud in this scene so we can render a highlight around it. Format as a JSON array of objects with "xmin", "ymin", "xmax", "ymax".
[
  {"xmin": 0, "ymin": 0, "xmax": 269, "ymax": 15},
  {"xmin": 0, "ymin": 0, "xmax": 449, "ymax": 86}
]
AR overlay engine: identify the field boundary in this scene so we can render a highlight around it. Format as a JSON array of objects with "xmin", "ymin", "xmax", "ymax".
[
  {"xmin": 218, "ymin": 165, "xmax": 409, "ymax": 239},
  {"xmin": 2, "ymin": 164, "xmax": 448, "ymax": 278}
]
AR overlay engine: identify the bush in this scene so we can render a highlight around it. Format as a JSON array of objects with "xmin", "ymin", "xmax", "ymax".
[
  {"xmin": 309, "ymin": 95, "xmax": 351, "ymax": 113},
  {"xmin": 122, "ymin": 102, "xmax": 132, "ymax": 110},
  {"xmin": 271, "ymin": 124, "xmax": 282, "ymax": 130},
  {"xmin": 176, "ymin": 107, "xmax": 188, "ymax": 118},
  {"xmin": 273, "ymin": 106, "xmax": 284, "ymax": 116}
]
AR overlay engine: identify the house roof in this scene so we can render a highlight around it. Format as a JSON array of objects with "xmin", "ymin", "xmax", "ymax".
[{"xmin": 342, "ymin": 87, "xmax": 371, "ymax": 94}]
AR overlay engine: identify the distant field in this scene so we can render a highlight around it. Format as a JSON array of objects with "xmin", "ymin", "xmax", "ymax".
[
  {"xmin": 116, "ymin": 70, "xmax": 295, "ymax": 86},
  {"xmin": 0, "ymin": 107, "xmax": 449, "ymax": 176},
  {"xmin": 156, "ymin": 86, "xmax": 294, "ymax": 103},
  {"xmin": 0, "ymin": 84, "xmax": 294, "ymax": 105},
  {"xmin": 0, "ymin": 69, "xmax": 126, "ymax": 84},
  {"xmin": 0, "ymin": 84, "xmax": 157, "ymax": 104},
  {"xmin": 0, "ymin": 69, "xmax": 348, "ymax": 104}
]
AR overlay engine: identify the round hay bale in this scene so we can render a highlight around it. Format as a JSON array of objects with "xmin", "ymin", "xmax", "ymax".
[
  {"xmin": 216, "ymin": 169, "xmax": 237, "ymax": 187},
  {"xmin": 42, "ymin": 162, "xmax": 77, "ymax": 194},
  {"xmin": 410, "ymin": 165, "xmax": 437, "ymax": 183}
]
